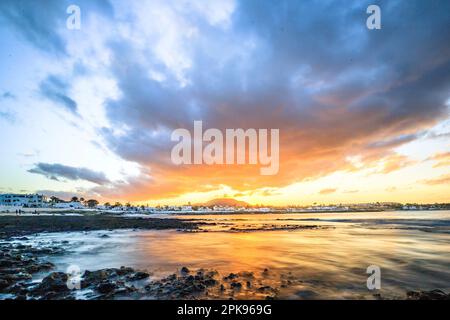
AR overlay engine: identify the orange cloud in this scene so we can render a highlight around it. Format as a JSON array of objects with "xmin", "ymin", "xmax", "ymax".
[
  {"xmin": 421, "ymin": 174, "xmax": 450, "ymax": 185},
  {"xmin": 319, "ymin": 188, "xmax": 337, "ymax": 195},
  {"xmin": 428, "ymin": 151, "xmax": 450, "ymax": 168}
]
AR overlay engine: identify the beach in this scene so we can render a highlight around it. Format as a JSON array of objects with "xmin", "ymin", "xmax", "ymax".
[{"xmin": 1, "ymin": 211, "xmax": 450, "ymax": 300}]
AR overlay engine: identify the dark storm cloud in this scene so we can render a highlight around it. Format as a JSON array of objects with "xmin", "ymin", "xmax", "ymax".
[
  {"xmin": 3, "ymin": 0, "xmax": 450, "ymax": 199},
  {"xmin": 99, "ymin": 0, "xmax": 450, "ymax": 197},
  {"xmin": 28, "ymin": 163, "xmax": 110, "ymax": 185}
]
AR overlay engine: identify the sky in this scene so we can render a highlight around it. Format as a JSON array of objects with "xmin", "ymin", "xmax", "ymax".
[{"xmin": 0, "ymin": 0, "xmax": 449, "ymax": 206}]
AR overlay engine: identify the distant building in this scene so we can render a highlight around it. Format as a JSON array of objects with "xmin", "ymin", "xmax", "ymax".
[
  {"xmin": 53, "ymin": 201, "xmax": 85, "ymax": 209},
  {"xmin": 0, "ymin": 193, "xmax": 47, "ymax": 207}
]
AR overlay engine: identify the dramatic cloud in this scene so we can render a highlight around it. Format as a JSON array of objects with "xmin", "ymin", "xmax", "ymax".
[
  {"xmin": 1, "ymin": 0, "xmax": 450, "ymax": 202},
  {"xmin": 28, "ymin": 163, "xmax": 110, "ymax": 185},
  {"xmin": 97, "ymin": 0, "xmax": 450, "ymax": 199}
]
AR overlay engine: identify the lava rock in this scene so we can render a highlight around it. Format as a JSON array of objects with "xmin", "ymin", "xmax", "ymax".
[
  {"xmin": 181, "ymin": 267, "xmax": 190, "ymax": 274},
  {"xmin": 97, "ymin": 281, "xmax": 117, "ymax": 294}
]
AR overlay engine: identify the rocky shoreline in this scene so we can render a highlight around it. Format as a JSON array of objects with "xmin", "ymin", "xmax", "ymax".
[
  {"xmin": 0, "ymin": 215, "xmax": 449, "ymax": 300},
  {"xmin": 1, "ymin": 238, "xmax": 449, "ymax": 300},
  {"xmin": 0, "ymin": 215, "xmax": 200, "ymax": 239}
]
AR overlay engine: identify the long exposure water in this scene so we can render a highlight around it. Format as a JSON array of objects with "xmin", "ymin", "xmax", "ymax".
[{"xmin": 15, "ymin": 210, "xmax": 450, "ymax": 299}]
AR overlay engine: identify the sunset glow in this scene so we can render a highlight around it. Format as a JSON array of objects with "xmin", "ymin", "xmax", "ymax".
[{"xmin": 0, "ymin": 0, "xmax": 449, "ymax": 206}]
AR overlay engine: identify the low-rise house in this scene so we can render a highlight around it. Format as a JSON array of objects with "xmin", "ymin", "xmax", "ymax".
[
  {"xmin": 0, "ymin": 194, "xmax": 47, "ymax": 207},
  {"xmin": 53, "ymin": 201, "xmax": 85, "ymax": 209}
]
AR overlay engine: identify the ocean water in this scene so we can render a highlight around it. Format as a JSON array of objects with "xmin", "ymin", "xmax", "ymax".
[{"xmin": 18, "ymin": 211, "xmax": 450, "ymax": 299}]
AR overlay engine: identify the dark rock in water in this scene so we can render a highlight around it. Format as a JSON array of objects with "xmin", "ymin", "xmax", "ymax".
[
  {"xmin": 97, "ymin": 281, "xmax": 117, "ymax": 294},
  {"xmin": 83, "ymin": 269, "xmax": 116, "ymax": 285},
  {"xmin": 34, "ymin": 272, "xmax": 69, "ymax": 294},
  {"xmin": 166, "ymin": 274, "xmax": 177, "ymax": 281},
  {"xmin": 4, "ymin": 283, "xmax": 28, "ymax": 295},
  {"xmin": 99, "ymin": 234, "xmax": 110, "ymax": 238},
  {"xmin": 117, "ymin": 266, "xmax": 135, "ymax": 276},
  {"xmin": 223, "ymin": 273, "xmax": 238, "ymax": 281},
  {"xmin": 230, "ymin": 282, "xmax": 242, "ymax": 289},
  {"xmin": 295, "ymin": 290, "xmax": 318, "ymax": 299},
  {"xmin": 407, "ymin": 289, "xmax": 450, "ymax": 300},
  {"xmin": 239, "ymin": 271, "xmax": 254, "ymax": 278},
  {"xmin": 258, "ymin": 286, "xmax": 276, "ymax": 293},
  {"xmin": 145, "ymin": 268, "xmax": 219, "ymax": 299},
  {"xmin": 3, "ymin": 272, "xmax": 32, "ymax": 282},
  {"xmin": 181, "ymin": 267, "xmax": 190, "ymax": 274},
  {"xmin": 26, "ymin": 262, "xmax": 54, "ymax": 273},
  {"xmin": 127, "ymin": 271, "xmax": 150, "ymax": 281},
  {"xmin": 203, "ymin": 278, "xmax": 217, "ymax": 287},
  {"xmin": 0, "ymin": 279, "xmax": 10, "ymax": 290},
  {"xmin": 246, "ymin": 281, "xmax": 251, "ymax": 288},
  {"xmin": 0, "ymin": 259, "xmax": 13, "ymax": 268}
]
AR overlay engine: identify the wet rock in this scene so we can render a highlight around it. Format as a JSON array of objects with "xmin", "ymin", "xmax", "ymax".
[
  {"xmin": 181, "ymin": 267, "xmax": 190, "ymax": 274},
  {"xmin": 117, "ymin": 266, "xmax": 135, "ymax": 276},
  {"xmin": 26, "ymin": 262, "xmax": 54, "ymax": 273},
  {"xmin": 230, "ymin": 282, "xmax": 242, "ymax": 289},
  {"xmin": 295, "ymin": 290, "xmax": 318, "ymax": 299},
  {"xmin": 223, "ymin": 273, "xmax": 238, "ymax": 281},
  {"xmin": 99, "ymin": 234, "xmax": 110, "ymax": 238},
  {"xmin": 145, "ymin": 268, "xmax": 219, "ymax": 299},
  {"xmin": 257, "ymin": 286, "xmax": 275, "ymax": 293},
  {"xmin": 0, "ymin": 279, "xmax": 11, "ymax": 290},
  {"xmin": 239, "ymin": 271, "xmax": 254, "ymax": 278},
  {"xmin": 0, "ymin": 259, "xmax": 13, "ymax": 268},
  {"xmin": 407, "ymin": 289, "xmax": 450, "ymax": 300},
  {"xmin": 82, "ymin": 269, "xmax": 116, "ymax": 285},
  {"xmin": 3, "ymin": 272, "xmax": 32, "ymax": 282},
  {"xmin": 33, "ymin": 272, "xmax": 69, "ymax": 294},
  {"xmin": 4, "ymin": 283, "xmax": 28, "ymax": 295},
  {"xmin": 97, "ymin": 281, "xmax": 117, "ymax": 294},
  {"xmin": 127, "ymin": 271, "xmax": 150, "ymax": 281},
  {"xmin": 203, "ymin": 278, "xmax": 217, "ymax": 286}
]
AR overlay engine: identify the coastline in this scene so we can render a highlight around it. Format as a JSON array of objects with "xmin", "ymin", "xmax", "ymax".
[
  {"xmin": 0, "ymin": 215, "xmax": 200, "ymax": 239},
  {"xmin": 1, "ymin": 214, "xmax": 449, "ymax": 300}
]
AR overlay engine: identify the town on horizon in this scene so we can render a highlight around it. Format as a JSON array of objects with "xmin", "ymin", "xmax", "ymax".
[{"xmin": 1, "ymin": 192, "xmax": 449, "ymax": 213}]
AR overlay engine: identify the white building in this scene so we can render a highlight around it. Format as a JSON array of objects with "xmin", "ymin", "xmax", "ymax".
[
  {"xmin": 53, "ymin": 201, "xmax": 85, "ymax": 209},
  {"xmin": 0, "ymin": 194, "xmax": 47, "ymax": 207}
]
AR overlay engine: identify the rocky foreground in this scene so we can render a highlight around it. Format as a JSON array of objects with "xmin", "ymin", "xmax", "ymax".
[
  {"xmin": 0, "ymin": 215, "xmax": 200, "ymax": 239},
  {"xmin": 0, "ymin": 215, "xmax": 449, "ymax": 300},
  {"xmin": 1, "ymin": 239, "xmax": 449, "ymax": 300},
  {"xmin": 0, "ymin": 239, "xmax": 281, "ymax": 300}
]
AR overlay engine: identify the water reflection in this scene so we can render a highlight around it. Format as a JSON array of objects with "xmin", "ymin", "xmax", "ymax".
[{"xmin": 30, "ymin": 211, "xmax": 450, "ymax": 299}]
